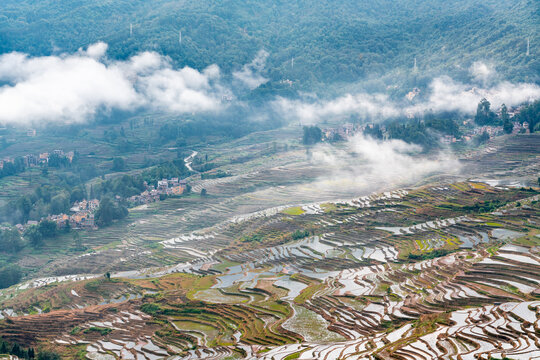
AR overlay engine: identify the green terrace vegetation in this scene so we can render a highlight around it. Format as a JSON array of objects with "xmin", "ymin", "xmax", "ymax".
[
  {"xmin": 0, "ymin": 178, "xmax": 538, "ymax": 358},
  {"xmin": 0, "ymin": 0, "xmax": 538, "ymax": 358},
  {"xmin": 82, "ymin": 327, "xmax": 112, "ymax": 336},
  {"xmin": 407, "ymin": 248, "xmax": 452, "ymax": 261},
  {"xmin": 282, "ymin": 207, "xmax": 305, "ymax": 216}
]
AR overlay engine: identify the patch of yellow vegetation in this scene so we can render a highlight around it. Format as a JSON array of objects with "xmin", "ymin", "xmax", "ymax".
[
  {"xmin": 131, "ymin": 272, "xmax": 215, "ymax": 298},
  {"xmin": 451, "ymin": 183, "xmax": 470, "ymax": 191},
  {"xmin": 469, "ymin": 182, "xmax": 487, "ymax": 190},
  {"xmin": 320, "ymin": 203, "xmax": 337, "ymax": 212},
  {"xmin": 282, "ymin": 206, "xmax": 305, "ymax": 216}
]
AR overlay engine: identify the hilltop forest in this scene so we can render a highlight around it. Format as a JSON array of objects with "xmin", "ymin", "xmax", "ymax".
[{"xmin": 0, "ymin": 0, "xmax": 538, "ymax": 94}]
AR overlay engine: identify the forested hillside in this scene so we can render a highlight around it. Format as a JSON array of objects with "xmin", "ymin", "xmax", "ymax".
[{"xmin": 0, "ymin": 0, "xmax": 538, "ymax": 93}]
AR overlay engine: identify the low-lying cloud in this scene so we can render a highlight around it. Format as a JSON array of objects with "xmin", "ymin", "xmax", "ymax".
[
  {"xmin": 274, "ymin": 93, "xmax": 400, "ymax": 124},
  {"xmin": 469, "ymin": 61, "xmax": 496, "ymax": 85},
  {"xmin": 408, "ymin": 76, "xmax": 540, "ymax": 116},
  {"xmin": 232, "ymin": 49, "xmax": 269, "ymax": 90},
  {"xmin": 311, "ymin": 134, "xmax": 460, "ymax": 190},
  {"xmin": 0, "ymin": 42, "xmax": 225, "ymax": 125},
  {"xmin": 275, "ymin": 62, "xmax": 540, "ymax": 124}
]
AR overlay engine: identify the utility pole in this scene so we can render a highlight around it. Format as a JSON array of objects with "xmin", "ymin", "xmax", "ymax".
[{"xmin": 130, "ymin": 23, "xmax": 133, "ymax": 37}]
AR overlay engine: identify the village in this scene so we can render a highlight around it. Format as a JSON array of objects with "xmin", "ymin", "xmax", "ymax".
[
  {"xmin": 127, "ymin": 177, "xmax": 188, "ymax": 205},
  {"xmin": 320, "ymin": 104, "xmax": 531, "ymax": 144},
  {"xmin": 12, "ymin": 177, "xmax": 189, "ymax": 233},
  {"xmin": 0, "ymin": 147, "xmax": 75, "ymax": 172}
]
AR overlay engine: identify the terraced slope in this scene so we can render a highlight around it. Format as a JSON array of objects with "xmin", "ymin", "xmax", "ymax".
[{"xmin": 0, "ymin": 181, "xmax": 538, "ymax": 359}]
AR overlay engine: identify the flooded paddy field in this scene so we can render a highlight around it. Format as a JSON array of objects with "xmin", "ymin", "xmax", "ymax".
[
  {"xmin": 0, "ymin": 177, "xmax": 538, "ymax": 360},
  {"xmin": 0, "ymin": 133, "xmax": 539, "ymax": 359}
]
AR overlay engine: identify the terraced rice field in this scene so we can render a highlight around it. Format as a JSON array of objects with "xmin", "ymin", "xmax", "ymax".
[{"xmin": 0, "ymin": 179, "xmax": 538, "ymax": 359}]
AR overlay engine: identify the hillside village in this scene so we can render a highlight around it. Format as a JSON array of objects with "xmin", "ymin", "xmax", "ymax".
[
  {"xmin": 320, "ymin": 104, "xmax": 531, "ymax": 144},
  {"xmin": 127, "ymin": 177, "xmax": 188, "ymax": 205},
  {"xmin": 0, "ymin": 149, "xmax": 75, "ymax": 173},
  {"xmin": 13, "ymin": 177, "xmax": 189, "ymax": 233}
]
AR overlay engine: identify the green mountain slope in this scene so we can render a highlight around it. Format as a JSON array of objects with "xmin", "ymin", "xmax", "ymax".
[{"xmin": 0, "ymin": 0, "xmax": 538, "ymax": 90}]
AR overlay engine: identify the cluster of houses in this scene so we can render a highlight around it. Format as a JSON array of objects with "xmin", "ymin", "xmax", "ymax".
[
  {"xmin": 11, "ymin": 177, "xmax": 191, "ymax": 232},
  {"xmin": 434, "ymin": 120, "xmax": 531, "ymax": 144},
  {"xmin": 511, "ymin": 121, "xmax": 530, "ymax": 134},
  {"xmin": 14, "ymin": 198, "xmax": 101, "ymax": 232},
  {"xmin": 323, "ymin": 123, "xmax": 394, "ymax": 141},
  {"xmin": 0, "ymin": 149, "xmax": 75, "ymax": 170},
  {"xmin": 128, "ymin": 178, "xmax": 188, "ymax": 205},
  {"xmin": 49, "ymin": 199, "xmax": 100, "ymax": 230},
  {"xmin": 322, "ymin": 123, "xmax": 358, "ymax": 140},
  {"xmin": 37, "ymin": 149, "xmax": 75, "ymax": 165}
]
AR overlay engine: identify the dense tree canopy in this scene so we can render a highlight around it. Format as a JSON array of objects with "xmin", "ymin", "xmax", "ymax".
[
  {"xmin": 0, "ymin": 0, "xmax": 537, "ymax": 91},
  {"xmin": 474, "ymin": 98, "xmax": 497, "ymax": 126},
  {"xmin": 0, "ymin": 264, "xmax": 23, "ymax": 289},
  {"xmin": 95, "ymin": 197, "xmax": 128, "ymax": 226},
  {"xmin": 302, "ymin": 126, "xmax": 322, "ymax": 145}
]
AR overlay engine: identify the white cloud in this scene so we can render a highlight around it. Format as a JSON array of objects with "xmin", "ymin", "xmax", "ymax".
[
  {"xmin": 84, "ymin": 42, "xmax": 108, "ymax": 59},
  {"xmin": 310, "ymin": 134, "xmax": 460, "ymax": 190},
  {"xmin": 409, "ymin": 76, "xmax": 540, "ymax": 116},
  {"xmin": 274, "ymin": 93, "xmax": 400, "ymax": 125},
  {"xmin": 0, "ymin": 43, "xmax": 226, "ymax": 125},
  {"xmin": 275, "ymin": 70, "xmax": 540, "ymax": 124},
  {"xmin": 469, "ymin": 61, "xmax": 495, "ymax": 85},
  {"xmin": 0, "ymin": 53, "xmax": 137, "ymax": 124},
  {"xmin": 233, "ymin": 50, "xmax": 269, "ymax": 89},
  {"xmin": 139, "ymin": 65, "xmax": 223, "ymax": 113}
]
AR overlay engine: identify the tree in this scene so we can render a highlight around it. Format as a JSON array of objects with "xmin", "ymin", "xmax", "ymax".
[
  {"xmin": 500, "ymin": 104, "xmax": 513, "ymax": 134},
  {"xmin": 38, "ymin": 220, "xmax": 57, "ymax": 238},
  {"xmin": 474, "ymin": 98, "xmax": 496, "ymax": 125},
  {"xmin": 95, "ymin": 197, "xmax": 115, "ymax": 226},
  {"xmin": 11, "ymin": 343, "xmax": 21, "ymax": 358},
  {"xmin": 95, "ymin": 197, "xmax": 128, "ymax": 227},
  {"xmin": 37, "ymin": 351, "xmax": 60, "ymax": 360},
  {"xmin": 200, "ymin": 188, "xmax": 207, "ymax": 197},
  {"xmin": 302, "ymin": 126, "xmax": 322, "ymax": 145},
  {"xmin": 73, "ymin": 231, "xmax": 84, "ymax": 251},
  {"xmin": 474, "ymin": 131, "xmax": 490, "ymax": 145},
  {"xmin": 0, "ymin": 342, "xmax": 8, "ymax": 354},
  {"xmin": 500, "ymin": 103, "xmax": 509, "ymax": 122},
  {"xmin": 0, "ymin": 228, "xmax": 24, "ymax": 253},
  {"xmin": 515, "ymin": 99, "xmax": 540, "ymax": 133},
  {"xmin": 112, "ymin": 157, "xmax": 126, "ymax": 171},
  {"xmin": 16, "ymin": 196, "xmax": 32, "ymax": 223},
  {"xmin": 0, "ymin": 264, "xmax": 23, "ymax": 289},
  {"xmin": 503, "ymin": 119, "xmax": 513, "ymax": 134},
  {"xmin": 364, "ymin": 124, "xmax": 383, "ymax": 139},
  {"xmin": 24, "ymin": 226, "xmax": 43, "ymax": 247},
  {"xmin": 49, "ymin": 193, "xmax": 69, "ymax": 214},
  {"xmin": 70, "ymin": 186, "xmax": 86, "ymax": 203}
]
